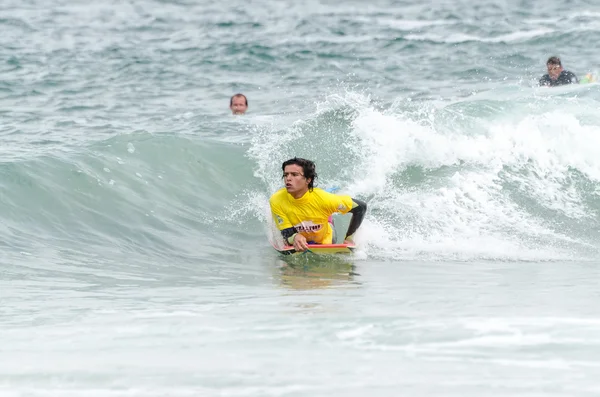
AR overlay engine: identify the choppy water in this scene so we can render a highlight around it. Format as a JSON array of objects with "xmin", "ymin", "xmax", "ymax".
[{"xmin": 2, "ymin": 0, "xmax": 600, "ymax": 395}]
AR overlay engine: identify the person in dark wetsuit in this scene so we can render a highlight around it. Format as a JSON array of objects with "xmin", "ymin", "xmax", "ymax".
[{"xmin": 539, "ymin": 56, "xmax": 578, "ymax": 87}]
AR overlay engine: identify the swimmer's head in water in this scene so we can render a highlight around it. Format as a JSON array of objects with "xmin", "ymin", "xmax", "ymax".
[{"xmin": 230, "ymin": 94, "xmax": 248, "ymax": 115}]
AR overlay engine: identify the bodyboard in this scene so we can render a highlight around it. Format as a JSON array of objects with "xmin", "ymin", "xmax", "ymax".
[{"xmin": 273, "ymin": 243, "xmax": 356, "ymax": 256}]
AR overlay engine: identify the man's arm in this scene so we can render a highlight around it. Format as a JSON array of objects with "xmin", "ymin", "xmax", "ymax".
[
  {"xmin": 568, "ymin": 71, "xmax": 579, "ymax": 84},
  {"xmin": 270, "ymin": 199, "xmax": 296, "ymax": 245},
  {"xmin": 281, "ymin": 226, "xmax": 310, "ymax": 251},
  {"xmin": 344, "ymin": 198, "xmax": 367, "ymax": 243},
  {"xmin": 280, "ymin": 227, "xmax": 298, "ymax": 245}
]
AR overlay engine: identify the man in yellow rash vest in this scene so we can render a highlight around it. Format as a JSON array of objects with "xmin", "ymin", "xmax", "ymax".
[{"xmin": 269, "ymin": 157, "xmax": 367, "ymax": 252}]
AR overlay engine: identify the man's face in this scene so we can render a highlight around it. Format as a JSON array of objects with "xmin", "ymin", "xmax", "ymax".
[
  {"xmin": 230, "ymin": 96, "xmax": 247, "ymax": 114},
  {"xmin": 547, "ymin": 63, "xmax": 563, "ymax": 80},
  {"xmin": 283, "ymin": 164, "xmax": 309, "ymax": 197}
]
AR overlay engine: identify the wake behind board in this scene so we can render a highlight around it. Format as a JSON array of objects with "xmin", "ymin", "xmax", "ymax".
[{"xmin": 273, "ymin": 243, "xmax": 356, "ymax": 256}]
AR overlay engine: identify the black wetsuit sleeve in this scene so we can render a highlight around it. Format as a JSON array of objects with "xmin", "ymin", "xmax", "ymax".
[
  {"xmin": 554, "ymin": 71, "xmax": 578, "ymax": 85},
  {"xmin": 281, "ymin": 227, "xmax": 297, "ymax": 244},
  {"xmin": 539, "ymin": 74, "xmax": 551, "ymax": 86},
  {"xmin": 345, "ymin": 198, "xmax": 367, "ymax": 241}
]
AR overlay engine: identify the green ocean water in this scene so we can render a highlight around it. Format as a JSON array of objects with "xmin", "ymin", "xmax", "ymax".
[{"xmin": 2, "ymin": 0, "xmax": 600, "ymax": 396}]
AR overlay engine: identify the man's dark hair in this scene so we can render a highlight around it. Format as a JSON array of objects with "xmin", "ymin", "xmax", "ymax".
[
  {"xmin": 282, "ymin": 157, "xmax": 318, "ymax": 190},
  {"xmin": 547, "ymin": 56, "xmax": 562, "ymax": 66},
  {"xmin": 230, "ymin": 93, "xmax": 248, "ymax": 106}
]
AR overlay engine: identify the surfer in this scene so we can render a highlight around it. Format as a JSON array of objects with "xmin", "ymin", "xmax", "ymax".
[
  {"xmin": 230, "ymin": 93, "xmax": 248, "ymax": 115},
  {"xmin": 539, "ymin": 56, "xmax": 578, "ymax": 87},
  {"xmin": 269, "ymin": 157, "xmax": 367, "ymax": 252}
]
